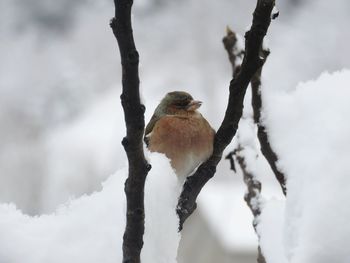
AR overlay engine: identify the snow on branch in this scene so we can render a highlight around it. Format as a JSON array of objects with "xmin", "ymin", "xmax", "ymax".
[
  {"xmin": 222, "ymin": 26, "xmax": 244, "ymax": 78},
  {"xmin": 232, "ymin": 146, "xmax": 265, "ymax": 263},
  {"xmin": 110, "ymin": 1, "xmax": 151, "ymax": 262},
  {"xmin": 251, "ymin": 56, "xmax": 287, "ymax": 195},
  {"xmin": 176, "ymin": 0, "xmax": 276, "ymax": 231}
]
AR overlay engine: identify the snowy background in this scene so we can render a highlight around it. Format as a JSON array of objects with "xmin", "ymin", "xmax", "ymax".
[{"xmin": 1, "ymin": 0, "xmax": 350, "ymax": 262}]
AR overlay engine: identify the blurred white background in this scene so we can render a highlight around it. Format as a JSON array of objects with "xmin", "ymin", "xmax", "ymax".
[{"xmin": 1, "ymin": 0, "xmax": 349, "ymax": 261}]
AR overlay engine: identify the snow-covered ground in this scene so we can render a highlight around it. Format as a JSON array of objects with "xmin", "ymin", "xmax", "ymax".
[{"xmin": 0, "ymin": 153, "xmax": 180, "ymax": 263}]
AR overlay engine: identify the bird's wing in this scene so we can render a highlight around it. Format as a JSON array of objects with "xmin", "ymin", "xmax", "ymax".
[{"xmin": 145, "ymin": 113, "xmax": 160, "ymax": 136}]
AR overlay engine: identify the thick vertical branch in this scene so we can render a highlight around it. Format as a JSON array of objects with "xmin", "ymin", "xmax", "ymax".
[
  {"xmin": 110, "ymin": 1, "xmax": 151, "ymax": 262},
  {"xmin": 177, "ymin": 0, "xmax": 275, "ymax": 231}
]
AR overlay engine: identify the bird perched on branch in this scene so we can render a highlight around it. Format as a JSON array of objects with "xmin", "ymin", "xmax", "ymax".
[{"xmin": 145, "ymin": 91, "xmax": 215, "ymax": 177}]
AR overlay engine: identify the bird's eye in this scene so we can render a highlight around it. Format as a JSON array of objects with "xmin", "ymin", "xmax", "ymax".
[{"xmin": 173, "ymin": 99, "xmax": 190, "ymax": 108}]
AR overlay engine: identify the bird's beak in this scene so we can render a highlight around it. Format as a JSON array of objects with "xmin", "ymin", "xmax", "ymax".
[{"xmin": 186, "ymin": 100, "xmax": 202, "ymax": 111}]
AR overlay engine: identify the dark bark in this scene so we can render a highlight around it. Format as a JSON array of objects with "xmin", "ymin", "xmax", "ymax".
[
  {"xmin": 258, "ymin": 247, "xmax": 267, "ymax": 263},
  {"xmin": 251, "ymin": 56, "xmax": 287, "ymax": 195},
  {"xmin": 177, "ymin": 0, "xmax": 276, "ymax": 231},
  {"xmin": 110, "ymin": 1, "xmax": 151, "ymax": 262}
]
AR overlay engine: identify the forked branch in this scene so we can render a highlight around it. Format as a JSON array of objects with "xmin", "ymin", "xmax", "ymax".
[
  {"xmin": 223, "ymin": 24, "xmax": 267, "ymax": 262},
  {"xmin": 223, "ymin": 12, "xmax": 282, "ymax": 263},
  {"xmin": 177, "ymin": 0, "xmax": 276, "ymax": 231}
]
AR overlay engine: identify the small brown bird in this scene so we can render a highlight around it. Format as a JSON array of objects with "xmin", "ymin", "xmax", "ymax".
[{"xmin": 145, "ymin": 91, "xmax": 215, "ymax": 177}]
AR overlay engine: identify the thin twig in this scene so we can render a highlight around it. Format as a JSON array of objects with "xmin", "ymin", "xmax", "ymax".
[
  {"xmin": 110, "ymin": 1, "xmax": 151, "ymax": 262},
  {"xmin": 251, "ymin": 53, "xmax": 287, "ymax": 195},
  {"xmin": 222, "ymin": 26, "xmax": 244, "ymax": 78},
  {"xmin": 233, "ymin": 147, "xmax": 266, "ymax": 263}
]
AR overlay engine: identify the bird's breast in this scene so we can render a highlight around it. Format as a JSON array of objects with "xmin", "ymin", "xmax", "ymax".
[{"xmin": 148, "ymin": 114, "xmax": 215, "ymax": 176}]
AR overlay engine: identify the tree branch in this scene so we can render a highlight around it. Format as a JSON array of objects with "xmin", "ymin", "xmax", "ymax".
[
  {"xmin": 223, "ymin": 27, "xmax": 266, "ymax": 262},
  {"xmin": 176, "ymin": 0, "xmax": 276, "ymax": 231},
  {"xmin": 110, "ymin": 1, "xmax": 151, "ymax": 262},
  {"xmin": 222, "ymin": 8, "xmax": 283, "ymax": 261},
  {"xmin": 222, "ymin": 26, "xmax": 244, "ymax": 78},
  {"xmin": 233, "ymin": 147, "xmax": 266, "ymax": 263},
  {"xmin": 250, "ymin": 53, "xmax": 287, "ymax": 195},
  {"xmin": 224, "ymin": 21, "xmax": 287, "ymax": 197}
]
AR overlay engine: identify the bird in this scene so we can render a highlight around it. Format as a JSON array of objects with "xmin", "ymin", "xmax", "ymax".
[{"xmin": 145, "ymin": 91, "xmax": 215, "ymax": 177}]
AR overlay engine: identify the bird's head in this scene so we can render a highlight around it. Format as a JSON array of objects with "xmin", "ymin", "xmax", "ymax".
[{"xmin": 156, "ymin": 91, "xmax": 202, "ymax": 115}]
